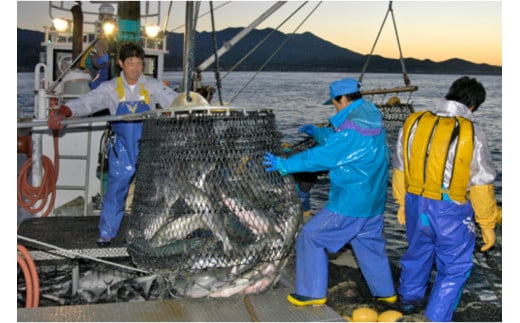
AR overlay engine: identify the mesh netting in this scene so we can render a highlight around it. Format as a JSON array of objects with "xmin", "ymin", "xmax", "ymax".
[
  {"xmin": 377, "ymin": 103, "xmax": 414, "ymax": 122},
  {"xmin": 126, "ymin": 108, "xmax": 303, "ymax": 297}
]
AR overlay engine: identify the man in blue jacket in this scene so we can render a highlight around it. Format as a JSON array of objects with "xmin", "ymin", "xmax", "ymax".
[{"xmin": 263, "ymin": 77, "xmax": 396, "ymax": 306}]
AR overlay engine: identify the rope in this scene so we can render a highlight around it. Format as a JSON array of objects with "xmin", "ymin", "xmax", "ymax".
[
  {"xmin": 17, "ymin": 234, "xmax": 151, "ymax": 275},
  {"xmin": 244, "ymin": 295, "xmax": 259, "ymax": 322},
  {"xmin": 221, "ymin": 1, "xmax": 310, "ymax": 82},
  {"xmin": 358, "ymin": 1, "xmax": 410, "ymax": 87},
  {"xmin": 388, "ymin": 1, "xmax": 410, "ymax": 86},
  {"xmin": 229, "ymin": 1, "xmax": 323, "ymax": 104},
  {"xmin": 17, "ymin": 243, "xmax": 40, "ymax": 308},
  {"xmin": 209, "ymin": 2, "xmax": 224, "ymax": 106},
  {"xmin": 169, "ymin": 1, "xmax": 231, "ymax": 33},
  {"xmin": 17, "ymin": 131, "xmax": 59, "ymax": 218}
]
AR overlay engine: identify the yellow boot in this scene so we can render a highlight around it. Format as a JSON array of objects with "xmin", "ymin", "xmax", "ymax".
[{"xmin": 287, "ymin": 293, "xmax": 326, "ymax": 306}]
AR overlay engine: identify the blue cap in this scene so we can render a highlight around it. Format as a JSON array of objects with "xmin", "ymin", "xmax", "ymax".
[{"xmin": 323, "ymin": 78, "xmax": 360, "ymax": 105}]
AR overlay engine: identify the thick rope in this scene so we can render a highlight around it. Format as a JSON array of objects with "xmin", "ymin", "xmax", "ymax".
[
  {"xmin": 18, "ymin": 243, "xmax": 40, "ymax": 308},
  {"xmin": 17, "ymin": 132, "xmax": 59, "ymax": 218}
]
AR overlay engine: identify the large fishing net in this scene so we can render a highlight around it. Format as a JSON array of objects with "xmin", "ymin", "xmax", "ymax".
[
  {"xmin": 377, "ymin": 102, "xmax": 414, "ymax": 122},
  {"xmin": 126, "ymin": 107, "xmax": 303, "ymax": 297}
]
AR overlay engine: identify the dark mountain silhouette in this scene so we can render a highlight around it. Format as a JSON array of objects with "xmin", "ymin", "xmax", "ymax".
[{"xmin": 17, "ymin": 27, "xmax": 501, "ymax": 75}]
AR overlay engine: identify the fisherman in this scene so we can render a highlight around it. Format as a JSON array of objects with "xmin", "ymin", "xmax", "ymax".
[
  {"xmin": 48, "ymin": 41, "xmax": 178, "ymax": 246},
  {"xmin": 87, "ymin": 38, "xmax": 110, "ymax": 90},
  {"xmin": 391, "ymin": 76, "xmax": 502, "ymax": 321},
  {"xmin": 263, "ymin": 77, "xmax": 396, "ymax": 306}
]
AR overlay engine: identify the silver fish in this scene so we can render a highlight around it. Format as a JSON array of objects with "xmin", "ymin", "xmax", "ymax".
[
  {"xmin": 140, "ymin": 182, "xmax": 181, "ymax": 240},
  {"xmin": 220, "ymin": 189, "xmax": 272, "ymax": 236},
  {"xmin": 180, "ymin": 182, "xmax": 234, "ymax": 254},
  {"xmin": 149, "ymin": 213, "xmax": 203, "ymax": 247}
]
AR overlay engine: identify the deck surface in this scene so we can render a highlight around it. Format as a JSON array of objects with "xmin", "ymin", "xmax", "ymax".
[{"xmin": 17, "ymin": 216, "xmax": 344, "ymax": 322}]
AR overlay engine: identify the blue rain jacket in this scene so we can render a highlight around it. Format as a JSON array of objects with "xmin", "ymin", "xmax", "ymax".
[{"xmin": 277, "ymin": 98, "xmax": 389, "ymax": 217}]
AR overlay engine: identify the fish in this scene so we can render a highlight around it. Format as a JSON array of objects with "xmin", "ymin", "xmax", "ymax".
[
  {"xmin": 180, "ymin": 182, "xmax": 234, "ymax": 254},
  {"xmin": 129, "ymin": 163, "xmax": 217, "ymax": 241},
  {"xmin": 149, "ymin": 213, "xmax": 203, "ymax": 247},
  {"xmin": 124, "ymin": 153, "xmax": 304, "ymax": 299},
  {"xmin": 220, "ymin": 189, "xmax": 273, "ymax": 236},
  {"xmin": 128, "ymin": 180, "xmax": 181, "ymax": 240},
  {"xmin": 128, "ymin": 237, "xmax": 214, "ymax": 260},
  {"xmin": 171, "ymin": 268, "xmax": 230, "ymax": 298},
  {"xmin": 207, "ymin": 262, "xmax": 277, "ymax": 297},
  {"xmin": 187, "ymin": 247, "xmax": 260, "ymax": 271}
]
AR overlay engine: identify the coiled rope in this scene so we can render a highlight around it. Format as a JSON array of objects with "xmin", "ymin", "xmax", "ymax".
[
  {"xmin": 17, "ymin": 243, "xmax": 40, "ymax": 308},
  {"xmin": 17, "ymin": 131, "xmax": 59, "ymax": 218}
]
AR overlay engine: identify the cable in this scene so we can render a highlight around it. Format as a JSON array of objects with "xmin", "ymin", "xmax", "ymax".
[
  {"xmin": 17, "ymin": 243, "xmax": 40, "ymax": 308},
  {"xmin": 17, "ymin": 132, "xmax": 59, "ymax": 218},
  {"xmin": 230, "ymin": 2, "xmax": 322, "ymax": 104},
  {"xmin": 17, "ymin": 234, "xmax": 151, "ymax": 275}
]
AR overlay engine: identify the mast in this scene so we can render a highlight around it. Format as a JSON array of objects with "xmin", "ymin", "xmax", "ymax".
[{"xmin": 181, "ymin": 2, "xmax": 196, "ymax": 94}]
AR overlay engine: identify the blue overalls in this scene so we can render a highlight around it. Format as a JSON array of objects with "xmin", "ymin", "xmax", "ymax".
[
  {"xmin": 399, "ymin": 186, "xmax": 476, "ymax": 322},
  {"xmin": 98, "ymin": 78, "xmax": 150, "ymax": 240}
]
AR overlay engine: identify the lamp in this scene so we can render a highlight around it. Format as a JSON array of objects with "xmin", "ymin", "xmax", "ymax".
[
  {"xmin": 52, "ymin": 18, "xmax": 69, "ymax": 32},
  {"xmin": 102, "ymin": 21, "xmax": 116, "ymax": 36},
  {"xmin": 145, "ymin": 25, "xmax": 160, "ymax": 38}
]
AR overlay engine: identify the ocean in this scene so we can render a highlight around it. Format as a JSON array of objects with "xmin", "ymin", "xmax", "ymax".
[{"xmin": 17, "ymin": 71, "xmax": 503, "ymax": 320}]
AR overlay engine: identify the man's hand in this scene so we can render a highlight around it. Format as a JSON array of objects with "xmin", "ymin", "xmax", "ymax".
[
  {"xmin": 298, "ymin": 124, "xmax": 317, "ymax": 136},
  {"xmin": 263, "ymin": 152, "xmax": 279, "ymax": 172},
  {"xmin": 480, "ymin": 227, "xmax": 496, "ymax": 252}
]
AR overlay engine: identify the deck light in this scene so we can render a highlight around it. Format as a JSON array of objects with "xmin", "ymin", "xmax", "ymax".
[
  {"xmin": 145, "ymin": 25, "xmax": 160, "ymax": 38},
  {"xmin": 102, "ymin": 21, "xmax": 116, "ymax": 36},
  {"xmin": 52, "ymin": 18, "xmax": 69, "ymax": 32}
]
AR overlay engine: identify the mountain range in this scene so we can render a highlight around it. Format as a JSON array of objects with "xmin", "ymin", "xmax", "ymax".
[{"xmin": 17, "ymin": 27, "xmax": 501, "ymax": 75}]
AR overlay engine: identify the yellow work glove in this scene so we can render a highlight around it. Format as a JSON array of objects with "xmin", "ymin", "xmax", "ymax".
[
  {"xmin": 469, "ymin": 184, "xmax": 500, "ymax": 252},
  {"xmin": 396, "ymin": 205, "xmax": 405, "ymax": 225},
  {"xmin": 392, "ymin": 168, "xmax": 406, "ymax": 225},
  {"xmin": 480, "ymin": 228, "xmax": 496, "ymax": 253}
]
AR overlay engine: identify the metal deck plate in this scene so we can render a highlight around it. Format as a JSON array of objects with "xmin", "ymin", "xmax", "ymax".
[{"xmin": 18, "ymin": 273, "xmax": 344, "ymax": 322}]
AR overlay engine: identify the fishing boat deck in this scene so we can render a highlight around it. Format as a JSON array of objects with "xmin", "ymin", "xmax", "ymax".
[
  {"xmin": 17, "ymin": 216, "xmax": 345, "ymax": 322},
  {"xmin": 18, "ymin": 281, "xmax": 343, "ymax": 322}
]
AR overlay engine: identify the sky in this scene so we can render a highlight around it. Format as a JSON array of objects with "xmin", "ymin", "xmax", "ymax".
[{"xmin": 16, "ymin": 0, "xmax": 505, "ymax": 67}]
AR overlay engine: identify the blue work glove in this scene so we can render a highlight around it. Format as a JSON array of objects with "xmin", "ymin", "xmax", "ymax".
[
  {"xmin": 96, "ymin": 53, "xmax": 109, "ymax": 66},
  {"xmin": 298, "ymin": 124, "xmax": 317, "ymax": 136},
  {"xmin": 263, "ymin": 152, "xmax": 279, "ymax": 172}
]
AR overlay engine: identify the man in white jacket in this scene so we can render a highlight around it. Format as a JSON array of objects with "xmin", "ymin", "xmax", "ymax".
[
  {"xmin": 48, "ymin": 42, "xmax": 178, "ymax": 246},
  {"xmin": 391, "ymin": 76, "xmax": 501, "ymax": 321}
]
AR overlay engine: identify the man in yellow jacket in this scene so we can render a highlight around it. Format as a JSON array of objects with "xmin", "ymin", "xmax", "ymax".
[{"xmin": 391, "ymin": 76, "xmax": 501, "ymax": 322}]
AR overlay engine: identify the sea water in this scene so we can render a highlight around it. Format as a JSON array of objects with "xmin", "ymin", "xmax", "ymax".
[{"xmin": 17, "ymin": 72, "xmax": 503, "ymax": 317}]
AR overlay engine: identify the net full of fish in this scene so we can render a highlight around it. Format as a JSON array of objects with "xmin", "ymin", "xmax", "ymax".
[{"xmin": 126, "ymin": 108, "xmax": 303, "ymax": 297}]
